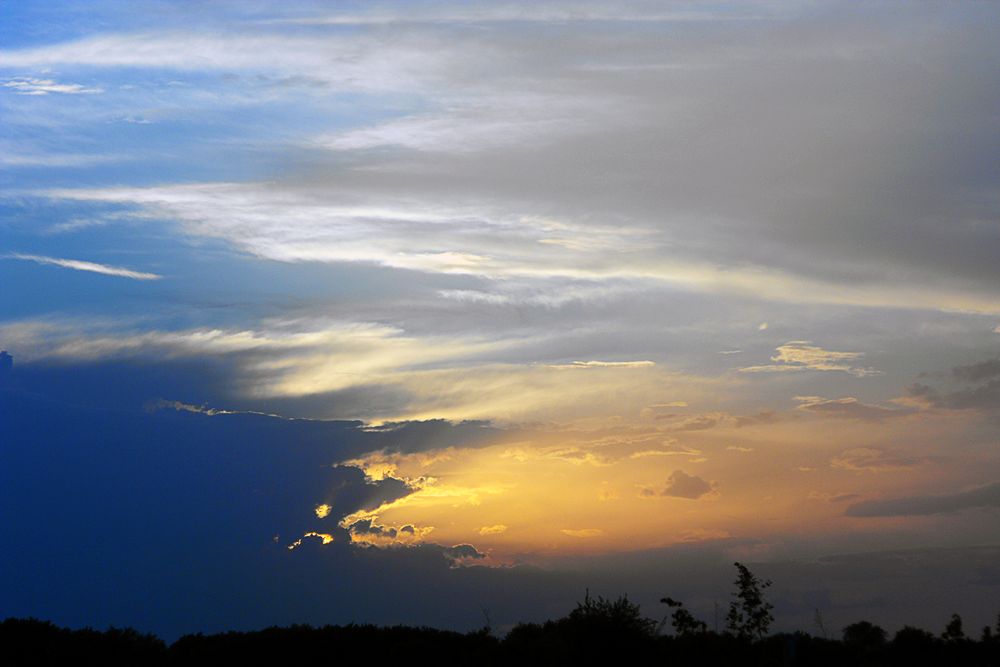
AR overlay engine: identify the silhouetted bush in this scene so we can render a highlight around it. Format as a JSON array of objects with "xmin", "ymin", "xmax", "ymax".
[{"xmin": 502, "ymin": 592, "xmax": 656, "ymax": 664}]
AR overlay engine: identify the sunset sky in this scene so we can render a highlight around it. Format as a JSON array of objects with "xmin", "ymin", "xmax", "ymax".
[{"xmin": 2, "ymin": 1, "xmax": 999, "ymax": 640}]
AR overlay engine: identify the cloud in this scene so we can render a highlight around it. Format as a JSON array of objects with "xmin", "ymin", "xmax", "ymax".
[
  {"xmin": 146, "ymin": 399, "xmax": 248, "ymax": 417},
  {"xmin": 0, "ymin": 315, "xmax": 717, "ymax": 425},
  {"xmin": 739, "ymin": 341, "xmax": 880, "ymax": 377},
  {"xmin": 668, "ymin": 415, "xmax": 720, "ymax": 431},
  {"xmin": 478, "ymin": 524, "xmax": 507, "ymax": 535},
  {"xmin": 647, "ymin": 470, "xmax": 715, "ymax": 500},
  {"xmin": 733, "ymin": 411, "xmax": 779, "ymax": 428},
  {"xmin": 343, "ymin": 517, "xmax": 434, "ymax": 546},
  {"xmin": 35, "ymin": 182, "xmax": 1000, "ymax": 314},
  {"xmin": 808, "ymin": 491, "xmax": 861, "ymax": 503},
  {"xmin": 846, "ymin": 482, "xmax": 1000, "ymax": 517},
  {"xmin": 2, "ymin": 77, "xmax": 103, "ymax": 95},
  {"xmin": 4, "ymin": 2, "xmax": 1000, "ymax": 314},
  {"xmin": 0, "ymin": 318, "xmax": 507, "ymax": 403},
  {"xmin": 440, "ymin": 543, "xmax": 486, "ymax": 565},
  {"xmin": 266, "ymin": 4, "xmax": 772, "ymax": 26},
  {"xmin": 905, "ymin": 357, "xmax": 1000, "ymax": 415},
  {"xmin": 286, "ymin": 532, "xmax": 334, "ymax": 550},
  {"xmin": 677, "ymin": 528, "xmax": 731, "ymax": 543},
  {"xmin": 0, "ymin": 152, "xmax": 121, "ymax": 168},
  {"xmin": 830, "ymin": 447, "xmax": 923, "ymax": 473},
  {"xmin": 6, "ymin": 253, "xmax": 161, "ymax": 280},
  {"xmin": 316, "ymin": 103, "xmax": 591, "ymax": 154},
  {"xmin": 794, "ymin": 396, "xmax": 911, "ymax": 421},
  {"xmin": 952, "ymin": 358, "xmax": 1000, "ymax": 383},
  {"xmin": 561, "ymin": 528, "xmax": 604, "ymax": 538},
  {"xmin": 0, "ymin": 33, "xmax": 438, "ymax": 93},
  {"xmin": 629, "ymin": 446, "xmax": 702, "ymax": 459},
  {"xmin": 549, "ymin": 360, "xmax": 656, "ymax": 369}
]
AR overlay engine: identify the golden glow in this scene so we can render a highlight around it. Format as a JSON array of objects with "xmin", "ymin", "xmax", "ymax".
[
  {"xmin": 347, "ymin": 524, "xmax": 435, "ymax": 547},
  {"xmin": 287, "ymin": 532, "xmax": 334, "ymax": 550},
  {"xmin": 325, "ymin": 401, "xmax": 974, "ymax": 561},
  {"xmin": 314, "ymin": 503, "xmax": 331, "ymax": 518},
  {"xmin": 478, "ymin": 524, "xmax": 508, "ymax": 535}
]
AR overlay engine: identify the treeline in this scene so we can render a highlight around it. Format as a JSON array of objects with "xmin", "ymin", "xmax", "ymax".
[
  {"xmin": 4, "ymin": 613, "xmax": 1000, "ymax": 666},
  {"xmin": 3, "ymin": 563, "xmax": 1000, "ymax": 666}
]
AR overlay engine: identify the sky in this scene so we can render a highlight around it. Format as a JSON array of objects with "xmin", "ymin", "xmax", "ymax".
[{"xmin": 2, "ymin": 0, "xmax": 999, "ymax": 641}]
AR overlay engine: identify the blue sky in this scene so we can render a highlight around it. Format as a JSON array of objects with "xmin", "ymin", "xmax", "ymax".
[{"xmin": 2, "ymin": 0, "xmax": 1000, "ymax": 640}]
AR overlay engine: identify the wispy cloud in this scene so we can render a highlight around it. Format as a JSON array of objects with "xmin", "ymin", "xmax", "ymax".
[
  {"xmin": 6, "ymin": 253, "xmax": 161, "ymax": 280},
  {"xmin": 2, "ymin": 77, "xmax": 103, "ymax": 95},
  {"xmin": 2, "ymin": 4, "xmax": 999, "ymax": 314},
  {"xmin": 561, "ymin": 528, "xmax": 604, "ymax": 538},
  {"xmin": 478, "ymin": 524, "xmax": 508, "ymax": 535},
  {"xmin": 0, "ymin": 153, "xmax": 120, "ymax": 168},
  {"xmin": 549, "ymin": 360, "xmax": 656, "ymax": 369},
  {"xmin": 35, "ymin": 183, "xmax": 1000, "ymax": 313},
  {"xmin": 264, "ymin": 3, "xmax": 774, "ymax": 27},
  {"xmin": 739, "ymin": 341, "xmax": 881, "ymax": 377},
  {"xmin": 794, "ymin": 396, "xmax": 911, "ymax": 421},
  {"xmin": 830, "ymin": 447, "xmax": 923, "ymax": 473}
]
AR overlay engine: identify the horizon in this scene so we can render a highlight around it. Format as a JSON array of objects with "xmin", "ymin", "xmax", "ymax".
[{"xmin": 1, "ymin": 0, "xmax": 999, "ymax": 642}]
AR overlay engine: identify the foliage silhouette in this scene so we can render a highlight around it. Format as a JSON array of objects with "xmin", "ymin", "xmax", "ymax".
[
  {"xmin": 4, "ymin": 573, "xmax": 1000, "ymax": 666},
  {"xmin": 843, "ymin": 620, "xmax": 888, "ymax": 649},
  {"xmin": 661, "ymin": 596, "xmax": 708, "ymax": 636},
  {"xmin": 943, "ymin": 613, "xmax": 966, "ymax": 642},
  {"xmin": 503, "ymin": 591, "xmax": 657, "ymax": 664},
  {"xmin": 725, "ymin": 561, "xmax": 774, "ymax": 640}
]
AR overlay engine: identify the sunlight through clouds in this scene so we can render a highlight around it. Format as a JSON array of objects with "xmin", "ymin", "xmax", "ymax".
[{"xmin": 2, "ymin": 0, "xmax": 1000, "ymax": 638}]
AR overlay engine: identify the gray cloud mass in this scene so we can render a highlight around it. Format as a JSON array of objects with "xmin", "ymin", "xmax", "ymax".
[
  {"xmin": 8, "ymin": 2, "xmax": 1000, "ymax": 312},
  {"xmin": 846, "ymin": 483, "xmax": 1000, "ymax": 517}
]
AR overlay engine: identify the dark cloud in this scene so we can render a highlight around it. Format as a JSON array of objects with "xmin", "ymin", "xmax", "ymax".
[
  {"xmin": 440, "ymin": 544, "xmax": 487, "ymax": 564},
  {"xmin": 344, "ymin": 518, "xmax": 431, "ymax": 543},
  {"xmin": 324, "ymin": 472, "xmax": 415, "ymax": 522},
  {"xmin": 4, "ymin": 358, "xmax": 510, "ymax": 461},
  {"xmin": 659, "ymin": 470, "xmax": 714, "ymax": 500},
  {"xmin": 0, "ymin": 384, "xmax": 503, "ymax": 638},
  {"xmin": 846, "ymin": 482, "xmax": 1000, "ymax": 517},
  {"xmin": 359, "ymin": 419, "xmax": 504, "ymax": 455},
  {"xmin": 907, "ymin": 357, "xmax": 1000, "ymax": 416},
  {"xmin": 952, "ymin": 358, "xmax": 1000, "ymax": 383},
  {"xmin": 945, "ymin": 380, "xmax": 1000, "ymax": 412}
]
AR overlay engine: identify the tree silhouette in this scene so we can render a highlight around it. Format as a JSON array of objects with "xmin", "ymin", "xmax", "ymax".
[
  {"xmin": 942, "ymin": 613, "xmax": 965, "ymax": 642},
  {"xmin": 843, "ymin": 620, "xmax": 887, "ymax": 651},
  {"xmin": 660, "ymin": 597, "xmax": 708, "ymax": 636},
  {"xmin": 725, "ymin": 561, "xmax": 773, "ymax": 640}
]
